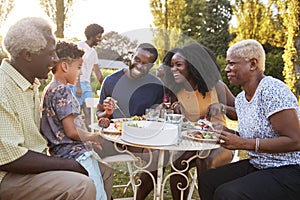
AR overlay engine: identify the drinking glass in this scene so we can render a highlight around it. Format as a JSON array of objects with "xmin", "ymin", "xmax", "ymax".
[
  {"xmin": 166, "ymin": 114, "xmax": 183, "ymax": 144},
  {"xmin": 145, "ymin": 108, "xmax": 160, "ymax": 121},
  {"xmin": 159, "ymin": 109, "xmax": 174, "ymax": 121}
]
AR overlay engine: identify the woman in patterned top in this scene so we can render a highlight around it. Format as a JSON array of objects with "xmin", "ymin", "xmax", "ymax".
[
  {"xmin": 198, "ymin": 39, "xmax": 300, "ymax": 200},
  {"xmin": 41, "ymin": 41, "xmax": 112, "ymax": 200}
]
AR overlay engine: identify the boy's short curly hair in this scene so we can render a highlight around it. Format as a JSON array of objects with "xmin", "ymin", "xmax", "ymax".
[
  {"xmin": 56, "ymin": 41, "xmax": 84, "ymax": 60},
  {"xmin": 52, "ymin": 41, "xmax": 85, "ymax": 73}
]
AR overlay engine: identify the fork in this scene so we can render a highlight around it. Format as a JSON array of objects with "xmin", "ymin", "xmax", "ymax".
[
  {"xmin": 107, "ymin": 97, "xmax": 127, "ymax": 118},
  {"xmin": 198, "ymin": 119, "xmax": 215, "ymax": 131},
  {"xmin": 114, "ymin": 103, "xmax": 127, "ymax": 118}
]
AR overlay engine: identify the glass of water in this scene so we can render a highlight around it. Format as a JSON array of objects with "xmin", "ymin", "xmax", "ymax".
[
  {"xmin": 166, "ymin": 114, "xmax": 183, "ymax": 144},
  {"xmin": 145, "ymin": 108, "xmax": 160, "ymax": 121}
]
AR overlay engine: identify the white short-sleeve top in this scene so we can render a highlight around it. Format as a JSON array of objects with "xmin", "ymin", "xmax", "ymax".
[{"xmin": 236, "ymin": 76, "xmax": 300, "ymax": 169}]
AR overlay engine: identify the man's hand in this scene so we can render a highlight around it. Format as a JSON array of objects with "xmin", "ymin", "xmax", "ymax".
[
  {"xmin": 0, "ymin": 151, "xmax": 89, "ymax": 176},
  {"xmin": 103, "ymin": 97, "xmax": 117, "ymax": 115}
]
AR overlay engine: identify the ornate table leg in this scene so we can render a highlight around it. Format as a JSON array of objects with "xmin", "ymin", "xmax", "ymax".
[{"xmin": 156, "ymin": 149, "xmax": 165, "ymax": 200}]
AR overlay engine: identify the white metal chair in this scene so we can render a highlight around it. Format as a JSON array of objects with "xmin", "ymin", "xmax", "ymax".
[
  {"xmin": 85, "ymin": 97, "xmax": 137, "ymax": 194},
  {"xmin": 85, "ymin": 97, "xmax": 100, "ymax": 133}
]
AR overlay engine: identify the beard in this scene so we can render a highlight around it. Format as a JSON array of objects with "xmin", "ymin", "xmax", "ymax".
[
  {"xmin": 91, "ymin": 39, "xmax": 99, "ymax": 47},
  {"xmin": 129, "ymin": 66, "xmax": 146, "ymax": 79}
]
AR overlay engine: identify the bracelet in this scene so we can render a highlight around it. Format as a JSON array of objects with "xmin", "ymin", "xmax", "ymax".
[
  {"xmin": 255, "ymin": 138, "xmax": 260, "ymax": 152},
  {"xmin": 171, "ymin": 101, "xmax": 179, "ymax": 109}
]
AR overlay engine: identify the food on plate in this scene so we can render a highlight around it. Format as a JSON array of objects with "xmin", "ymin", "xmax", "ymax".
[
  {"xmin": 187, "ymin": 130, "xmax": 217, "ymax": 140},
  {"xmin": 182, "ymin": 120, "xmax": 196, "ymax": 130},
  {"xmin": 98, "ymin": 117, "xmax": 110, "ymax": 128},
  {"xmin": 131, "ymin": 115, "xmax": 146, "ymax": 121},
  {"xmin": 112, "ymin": 118, "xmax": 130, "ymax": 132},
  {"xmin": 187, "ymin": 130, "xmax": 204, "ymax": 139},
  {"xmin": 112, "ymin": 116, "xmax": 146, "ymax": 132},
  {"xmin": 195, "ymin": 119, "xmax": 214, "ymax": 131},
  {"xmin": 113, "ymin": 121, "xmax": 123, "ymax": 132}
]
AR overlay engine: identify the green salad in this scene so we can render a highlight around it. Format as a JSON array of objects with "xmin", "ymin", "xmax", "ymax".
[
  {"xmin": 127, "ymin": 123, "xmax": 144, "ymax": 128},
  {"xmin": 202, "ymin": 131, "xmax": 217, "ymax": 139}
]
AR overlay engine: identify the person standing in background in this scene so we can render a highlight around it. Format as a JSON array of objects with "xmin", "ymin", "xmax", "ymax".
[{"xmin": 70, "ymin": 23, "xmax": 104, "ymax": 131}]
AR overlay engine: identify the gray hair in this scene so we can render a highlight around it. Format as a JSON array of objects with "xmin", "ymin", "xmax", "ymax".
[
  {"xmin": 3, "ymin": 17, "xmax": 54, "ymax": 59},
  {"xmin": 227, "ymin": 39, "xmax": 266, "ymax": 72}
]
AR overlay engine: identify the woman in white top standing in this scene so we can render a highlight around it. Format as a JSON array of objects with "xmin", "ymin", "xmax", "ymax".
[{"xmin": 198, "ymin": 39, "xmax": 300, "ymax": 200}]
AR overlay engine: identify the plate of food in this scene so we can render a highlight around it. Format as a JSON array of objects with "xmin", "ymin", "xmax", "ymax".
[
  {"xmin": 182, "ymin": 129, "xmax": 219, "ymax": 142},
  {"xmin": 110, "ymin": 118, "xmax": 131, "ymax": 133},
  {"xmin": 102, "ymin": 123, "xmax": 122, "ymax": 134},
  {"xmin": 111, "ymin": 118, "xmax": 132, "ymax": 123},
  {"xmin": 130, "ymin": 115, "xmax": 146, "ymax": 121},
  {"xmin": 181, "ymin": 120, "xmax": 196, "ymax": 130},
  {"xmin": 110, "ymin": 116, "xmax": 146, "ymax": 133},
  {"xmin": 111, "ymin": 115, "xmax": 146, "ymax": 123}
]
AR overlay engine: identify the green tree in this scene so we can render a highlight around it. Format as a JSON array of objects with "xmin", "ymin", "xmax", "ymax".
[
  {"xmin": 40, "ymin": 0, "xmax": 74, "ymax": 38},
  {"xmin": 96, "ymin": 31, "xmax": 138, "ymax": 64},
  {"xmin": 275, "ymin": 0, "xmax": 300, "ymax": 94},
  {"xmin": 231, "ymin": 0, "xmax": 299, "ymax": 99},
  {"xmin": 150, "ymin": 0, "xmax": 187, "ymax": 62},
  {"xmin": 181, "ymin": 0, "xmax": 233, "ymax": 57},
  {"xmin": 0, "ymin": 0, "xmax": 14, "ymax": 61},
  {"xmin": 200, "ymin": 0, "xmax": 232, "ymax": 56},
  {"xmin": 150, "ymin": 0, "xmax": 233, "ymax": 61},
  {"xmin": 230, "ymin": 0, "xmax": 285, "ymax": 47},
  {"xmin": 0, "ymin": 0, "xmax": 14, "ymax": 27},
  {"xmin": 295, "ymin": 35, "xmax": 300, "ymax": 99}
]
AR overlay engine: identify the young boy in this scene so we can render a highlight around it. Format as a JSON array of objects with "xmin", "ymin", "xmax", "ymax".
[{"xmin": 41, "ymin": 41, "xmax": 110, "ymax": 200}]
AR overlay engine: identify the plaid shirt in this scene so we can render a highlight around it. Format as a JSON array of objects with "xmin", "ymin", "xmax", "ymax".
[{"xmin": 0, "ymin": 60, "xmax": 47, "ymax": 182}]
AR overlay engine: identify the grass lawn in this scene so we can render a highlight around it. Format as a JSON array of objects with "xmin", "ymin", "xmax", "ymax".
[{"xmin": 110, "ymin": 118, "xmax": 248, "ymax": 199}]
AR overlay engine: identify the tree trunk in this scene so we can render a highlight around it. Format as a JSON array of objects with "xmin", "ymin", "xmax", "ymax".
[{"xmin": 55, "ymin": 0, "xmax": 65, "ymax": 38}]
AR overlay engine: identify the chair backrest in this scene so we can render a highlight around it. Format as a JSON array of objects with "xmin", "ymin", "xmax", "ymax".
[
  {"xmin": 85, "ymin": 97, "xmax": 99, "ymax": 133},
  {"xmin": 85, "ymin": 97, "xmax": 137, "ymax": 194}
]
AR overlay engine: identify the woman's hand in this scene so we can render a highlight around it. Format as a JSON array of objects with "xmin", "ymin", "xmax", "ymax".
[
  {"xmin": 206, "ymin": 103, "xmax": 238, "ymax": 121},
  {"xmin": 210, "ymin": 122, "xmax": 232, "ymax": 133},
  {"xmin": 171, "ymin": 101, "xmax": 182, "ymax": 114},
  {"xmin": 210, "ymin": 122, "xmax": 240, "ymax": 150},
  {"xmin": 205, "ymin": 103, "xmax": 224, "ymax": 120},
  {"xmin": 218, "ymin": 130, "xmax": 241, "ymax": 150}
]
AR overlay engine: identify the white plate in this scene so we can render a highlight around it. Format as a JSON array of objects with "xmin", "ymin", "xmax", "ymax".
[
  {"xmin": 182, "ymin": 130, "xmax": 218, "ymax": 142},
  {"xmin": 111, "ymin": 118, "xmax": 132, "ymax": 122},
  {"xmin": 102, "ymin": 123, "xmax": 121, "ymax": 134}
]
